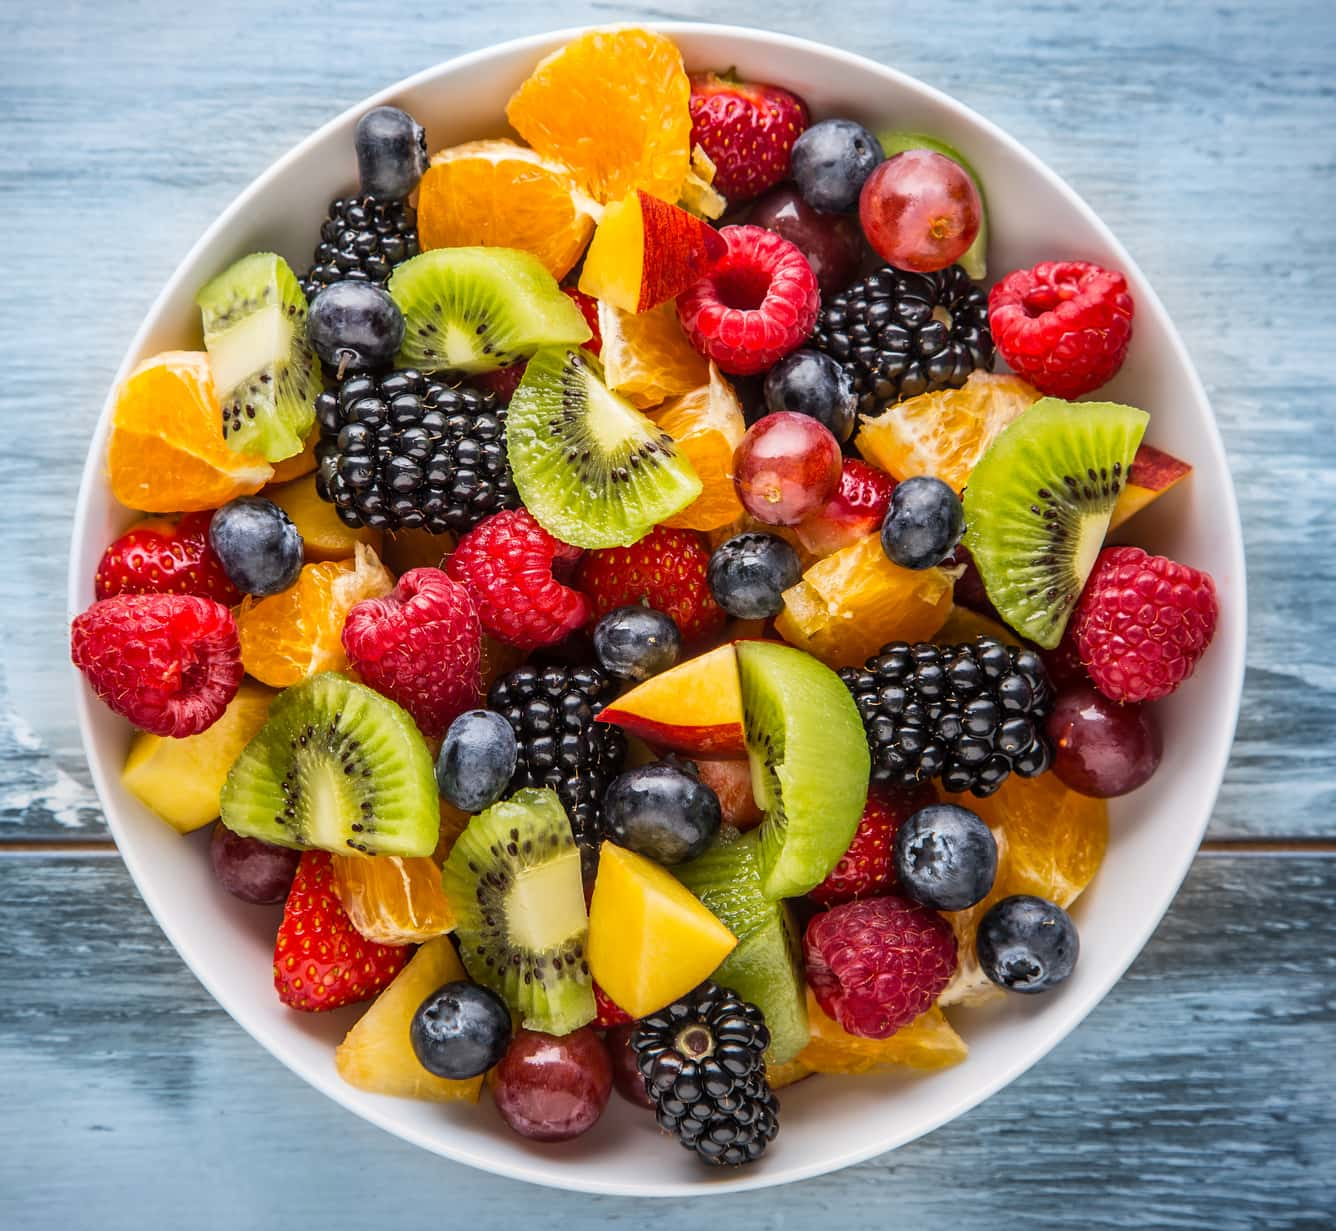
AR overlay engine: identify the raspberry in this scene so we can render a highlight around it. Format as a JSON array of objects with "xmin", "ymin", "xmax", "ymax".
[
  {"xmin": 1073, "ymin": 546, "xmax": 1218, "ymax": 703},
  {"xmin": 577, "ymin": 525, "xmax": 725, "ymax": 643},
  {"xmin": 676, "ymin": 225, "xmax": 819, "ymax": 376},
  {"xmin": 988, "ymin": 261, "xmax": 1134, "ymax": 399},
  {"xmin": 446, "ymin": 508, "xmax": 591, "ymax": 651},
  {"xmin": 808, "ymin": 786, "xmax": 935, "ymax": 907},
  {"xmin": 70, "ymin": 593, "xmax": 243, "ymax": 738},
  {"xmin": 803, "ymin": 895, "xmax": 957, "ymax": 1038},
  {"xmin": 341, "ymin": 567, "xmax": 482, "ymax": 738},
  {"xmin": 593, "ymin": 982, "xmax": 633, "ymax": 1028},
  {"xmin": 94, "ymin": 511, "xmax": 241, "ymax": 605}
]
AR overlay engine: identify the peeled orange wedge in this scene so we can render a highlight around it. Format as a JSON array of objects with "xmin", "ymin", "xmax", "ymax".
[
  {"xmin": 330, "ymin": 853, "xmax": 455, "ymax": 945},
  {"xmin": 799, "ymin": 991, "xmax": 967, "ymax": 1074},
  {"xmin": 651, "ymin": 364, "xmax": 747, "ymax": 531},
  {"xmin": 599, "ymin": 298, "xmax": 709, "ymax": 409}
]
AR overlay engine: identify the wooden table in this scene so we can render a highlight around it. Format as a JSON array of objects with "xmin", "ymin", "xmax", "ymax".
[{"xmin": 3, "ymin": 1, "xmax": 1333, "ymax": 1226}]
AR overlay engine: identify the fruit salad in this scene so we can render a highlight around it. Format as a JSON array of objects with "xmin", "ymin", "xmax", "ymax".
[{"xmin": 71, "ymin": 28, "xmax": 1221, "ymax": 1170}]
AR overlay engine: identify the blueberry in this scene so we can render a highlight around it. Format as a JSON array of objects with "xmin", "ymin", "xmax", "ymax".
[
  {"xmin": 762, "ymin": 349, "xmax": 857, "ymax": 442},
  {"xmin": 892, "ymin": 802, "xmax": 997, "ymax": 910},
  {"xmin": 436, "ymin": 710, "xmax": 518, "ymax": 813},
  {"xmin": 790, "ymin": 119, "xmax": 885, "ymax": 214},
  {"xmin": 602, "ymin": 764, "xmax": 721, "ymax": 865},
  {"xmin": 411, "ymin": 980, "xmax": 512, "ymax": 1079},
  {"xmin": 354, "ymin": 105, "xmax": 428, "ymax": 201},
  {"xmin": 307, "ymin": 282, "xmax": 405, "ymax": 375},
  {"xmin": 976, "ymin": 894, "xmax": 1080, "ymax": 993},
  {"xmin": 593, "ymin": 606, "xmax": 681, "ymax": 682},
  {"xmin": 879, "ymin": 475, "xmax": 963, "ymax": 569},
  {"xmin": 707, "ymin": 532, "xmax": 802, "ymax": 619},
  {"xmin": 208, "ymin": 497, "xmax": 303, "ymax": 596}
]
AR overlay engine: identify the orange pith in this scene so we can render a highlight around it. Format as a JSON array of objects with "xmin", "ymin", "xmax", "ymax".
[{"xmin": 598, "ymin": 298, "xmax": 709, "ymax": 409}]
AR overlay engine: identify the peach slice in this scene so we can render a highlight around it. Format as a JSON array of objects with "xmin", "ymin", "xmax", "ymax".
[{"xmin": 1109, "ymin": 443, "xmax": 1192, "ymax": 530}]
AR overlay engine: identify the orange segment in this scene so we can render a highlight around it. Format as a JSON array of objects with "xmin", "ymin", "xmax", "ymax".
[
  {"xmin": 331, "ymin": 853, "xmax": 455, "ymax": 945},
  {"xmin": 236, "ymin": 543, "xmax": 394, "ymax": 687},
  {"xmin": 506, "ymin": 28, "xmax": 692, "ymax": 204},
  {"xmin": 775, "ymin": 533, "xmax": 954, "ymax": 668},
  {"xmin": 933, "ymin": 605, "xmax": 1021, "ymax": 647},
  {"xmin": 799, "ymin": 991, "xmax": 967, "ymax": 1074},
  {"xmin": 107, "ymin": 351, "xmax": 273, "ymax": 512},
  {"xmin": 418, "ymin": 140, "xmax": 597, "ymax": 280},
  {"xmin": 940, "ymin": 773, "xmax": 1108, "ymax": 1006},
  {"xmin": 266, "ymin": 473, "xmax": 382, "ymax": 562},
  {"xmin": 651, "ymin": 364, "xmax": 746, "ymax": 531},
  {"xmin": 599, "ymin": 298, "xmax": 709, "ymax": 409},
  {"xmin": 855, "ymin": 371, "xmax": 1039, "ymax": 492}
]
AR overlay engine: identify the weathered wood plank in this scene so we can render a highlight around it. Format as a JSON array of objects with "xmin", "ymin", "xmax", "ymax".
[{"xmin": 0, "ymin": 851, "xmax": 1331, "ymax": 1228}]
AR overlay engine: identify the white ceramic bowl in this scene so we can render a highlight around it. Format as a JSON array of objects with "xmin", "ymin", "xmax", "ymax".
[{"xmin": 68, "ymin": 22, "xmax": 1246, "ymax": 1197}]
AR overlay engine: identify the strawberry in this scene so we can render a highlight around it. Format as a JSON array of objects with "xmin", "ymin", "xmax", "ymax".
[
  {"xmin": 796, "ymin": 459, "xmax": 897, "ymax": 557},
  {"xmin": 689, "ymin": 72, "xmax": 810, "ymax": 203},
  {"xmin": 808, "ymin": 785, "xmax": 935, "ymax": 907},
  {"xmin": 562, "ymin": 286, "xmax": 603, "ymax": 355},
  {"xmin": 593, "ymin": 982, "xmax": 633, "ymax": 1029},
  {"xmin": 95, "ymin": 511, "xmax": 241, "ymax": 605},
  {"xmin": 273, "ymin": 851, "xmax": 410, "ymax": 1012}
]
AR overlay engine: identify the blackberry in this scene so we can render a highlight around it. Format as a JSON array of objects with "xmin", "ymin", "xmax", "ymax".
[
  {"xmin": 487, "ymin": 666, "xmax": 627, "ymax": 860},
  {"xmin": 301, "ymin": 195, "xmax": 419, "ymax": 298},
  {"xmin": 839, "ymin": 637, "xmax": 1054, "ymax": 797},
  {"xmin": 630, "ymin": 982, "xmax": 779, "ymax": 1168},
  {"xmin": 811, "ymin": 264, "xmax": 994, "ymax": 413},
  {"xmin": 314, "ymin": 370, "xmax": 519, "ymax": 534}
]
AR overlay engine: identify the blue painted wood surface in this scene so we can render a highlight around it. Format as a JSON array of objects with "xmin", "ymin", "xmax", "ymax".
[{"xmin": 2, "ymin": 0, "xmax": 1334, "ymax": 1226}]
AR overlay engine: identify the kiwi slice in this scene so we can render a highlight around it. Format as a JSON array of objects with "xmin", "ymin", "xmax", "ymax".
[
  {"xmin": 388, "ymin": 247, "xmax": 591, "ymax": 374},
  {"xmin": 219, "ymin": 672, "xmax": 439, "ymax": 857},
  {"xmin": 963, "ymin": 397, "xmax": 1149, "ymax": 649},
  {"xmin": 675, "ymin": 826, "xmax": 809, "ymax": 1064},
  {"xmin": 196, "ymin": 252, "xmax": 320, "ymax": 462},
  {"xmin": 442, "ymin": 787, "xmax": 596, "ymax": 1035},
  {"xmin": 506, "ymin": 346, "xmax": 702, "ymax": 548},
  {"xmin": 879, "ymin": 132, "xmax": 988, "ymax": 280},
  {"xmin": 735, "ymin": 641, "xmax": 870, "ymax": 901}
]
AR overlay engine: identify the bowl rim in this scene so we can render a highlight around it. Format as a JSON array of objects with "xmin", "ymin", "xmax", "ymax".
[{"xmin": 67, "ymin": 20, "xmax": 1247, "ymax": 1197}]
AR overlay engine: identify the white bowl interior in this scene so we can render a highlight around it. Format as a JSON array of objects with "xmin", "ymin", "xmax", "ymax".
[{"xmin": 68, "ymin": 23, "xmax": 1246, "ymax": 1197}]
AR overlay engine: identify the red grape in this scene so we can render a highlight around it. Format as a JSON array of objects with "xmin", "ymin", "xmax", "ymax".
[
  {"xmin": 208, "ymin": 823, "xmax": 300, "ymax": 904},
  {"xmin": 1046, "ymin": 684, "xmax": 1163, "ymax": 798},
  {"xmin": 734, "ymin": 411, "xmax": 842, "ymax": 525},
  {"xmin": 747, "ymin": 184, "xmax": 865, "ymax": 296},
  {"xmin": 859, "ymin": 150, "xmax": 981, "ymax": 273},
  {"xmin": 604, "ymin": 1023, "xmax": 655, "ymax": 1110},
  {"xmin": 491, "ymin": 1027, "xmax": 612, "ymax": 1142}
]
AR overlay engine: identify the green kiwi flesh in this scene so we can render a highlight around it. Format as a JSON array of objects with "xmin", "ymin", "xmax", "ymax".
[
  {"xmin": 441, "ymin": 787, "xmax": 595, "ymax": 1034},
  {"xmin": 879, "ymin": 131, "xmax": 988, "ymax": 279},
  {"xmin": 962, "ymin": 397, "xmax": 1149, "ymax": 649},
  {"xmin": 506, "ymin": 346, "xmax": 703, "ymax": 549},
  {"xmin": 388, "ymin": 247, "xmax": 591, "ymax": 374},
  {"xmin": 219, "ymin": 672, "xmax": 439, "ymax": 857},
  {"xmin": 195, "ymin": 252, "xmax": 319, "ymax": 462},
  {"xmin": 735, "ymin": 640, "xmax": 870, "ymax": 901},
  {"xmin": 675, "ymin": 826, "xmax": 809, "ymax": 1064}
]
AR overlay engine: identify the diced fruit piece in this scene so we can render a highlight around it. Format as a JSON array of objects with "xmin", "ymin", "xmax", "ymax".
[
  {"xmin": 687, "ymin": 72, "xmax": 809, "ymax": 204},
  {"xmin": 266, "ymin": 473, "xmax": 382, "ymax": 562},
  {"xmin": 678, "ymin": 144, "xmax": 728, "ymax": 221},
  {"xmin": 767, "ymin": 1057, "xmax": 814, "ymax": 1089},
  {"xmin": 858, "ymin": 150, "xmax": 981, "ymax": 274},
  {"xmin": 331, "ymin": 853, "xmax": 455, "ymax": 944},
  {"xmin": 506, "ymin": 347, "xmax": 702, "ymax": 549},
  {"xmin": 602, "ymin": 763, "xmax": 721, "ymax": 865},
  {"xmin": 208, "ymin": 496, "xmax": 304, "ymax": 597},
  {"xmin": 736, "ymin": 640, "xmax": 870, "ymax": 899},
  {"xmin": 418, "ymin": 140, "xmax": 597, "ymax": 280},
  {"xmin": 442, "ymin": 788, "xmax": 595, "ymax": 1034},
  {"xmin": 209, "ymin": 824, "xmax": 300, "ymax": 903},
  {"xmin": 977, "ymin": 894, "xmax": 1079, "ymax": 993},
  {"xmin": 734, "ymin": 411, "xmax": 842, "ymax": 526},
  {"xmin": 799, "ymin": 990, "xmax": 966, "ymax": 1075},
  {"xmin": 221, "ymin": 672, "xmax": 440, "ymax": 857},
  {"xmin": 598, "ymin": 299, "xmax": 710, "ymax": 409},
  {"xmin": 1109, "ymin": 443, "xmax": 1192, "ymax": 530},
  {"xmin": 95, "ymin": 511, "xmax": 241, "ymax": 605},
  {"xmin": 588, "ymin": 841, "xmax": 737, "ymax": 1017},
  {"xmin": 354, "ymin": 105, "xmax": 428, "ymax": 202},
  {"xmin": 690, "ymin": 759, "xmax": 763, "ymax": 829},
  {"xmin": 122, "ymin": 681, "xmax": 274, "ymax": 832},
  {"xmin": 775, "ymin": 533, "xmax": 953, "ymax": 668},
  {"xmin": 747, "ymin": 184, "xmax": 864, "ymax": 297},
  {"xmin": 235, "ymin": 545, "xmax": 393, "ymax": 687},
  {"xmin": 335, "ymin": 936, "xmax": 485, "ymax": 1102},
  {"xmin": 675, "ymin": 826, "xmax": 808, "ymax": 1063},
  {"xmin": 506, "ymin": 28, "xmax": 692, "ymax": 204},
  {"xmin": 197, "ymin": 252, "xmax": 320, "ymax": 462},
  {"xmin": 492, "ymin": 1026, "xmax": 612, "ymax": 1142},
  {"xmin": 388, "ymin": 247, "xmax": 591, "ymax": 374},
  {"xmin": 854, "ymin": 371, "xmax": 1038, "ymax": 493},
  {"xmin": 650, "ymin": 363, "xmax": 747, "ymax": 530},
  {"xmin": 963, "ymin": 398, "xmax": 1148, "ymax": 648},
  {"xmin": 796, "ymin": 459, "xmax": 895, "ymax": 558},
  {"xmin": 878, "ymin": 131, "xmax": 989, "ymax": 279},
  {"xmin": 1047, "ymin": 683, "xmax": 1162, "ymax": 797},
  {"xmin": 597, "ymin": 642, "xmax": 745, "ymax": 755},
  {"xmin": 106, "ymin": 351, "xmax": 273, "ymax": 513}
]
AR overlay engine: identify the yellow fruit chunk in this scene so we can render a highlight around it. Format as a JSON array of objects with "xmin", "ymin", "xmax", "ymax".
[
  {"xmin": 587, "ymin": 842, "xmax": 737, "ymax": 1017},
  {"xmin": 855, "ymin": 371, "xmax": 1039, "ymax": 492},
  {"xmin": 121, "ymin": 682, "xmax": 274, "ymax": 832},
  {"xmin": 940, "ymin": 773, "xmax": 1108, "ymax": 1006},
  {"xmin": 934, "ymin": 605, "xmax": 1021, "ymax": 647},
  {"xmin": 651, "ymin": 364, "xmax": 746, "ymax": 531},
  {"xmin": 331, "ymin": 853, "xmax": 455, "ymax": 944},
  {"xmin": 1108, "ymin": 443, "xmax": 1193, "ymax": 530},
  {"xmin": 266, "ymin": 474, "xmax": 382, "ymax": 562},
  {"xmin": 598, "ymin": 298, "xmax": 709, "ymax": 409},
  {"xmin": 767, "ymin": 1057, "xmax": 814, "ymax": 1089},
  {"xmin": 678, "ymin": 146, "xmax": 727, "ymax": 220},
  {"xmin": 799, "ymin": 991, "xmax": 967, "ymax": 1074},
  {"xmin": 775, "ymin": 534, "xmax": 954, "ymax": 668},
  {"xmin": 335, "ymin": 936, "xmax": 484, "ymax": 1103},
  {"xmin": 236, "ymin": 544, "xmax": 394, "ymax": 687},
  {"xmin": 418, "ymin": 140, "xmax": 597, "ymax": 280},
  {"xmin": 506, "ymin": 28, "xmax": 692, "ymax": 204},
  {"xmin": 269, "ymin": 427, "xmax": 320, "ymax": 484},
  {"xmin": 107, "ymin": 351, "xmax": 273, "ymax": 512}
]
